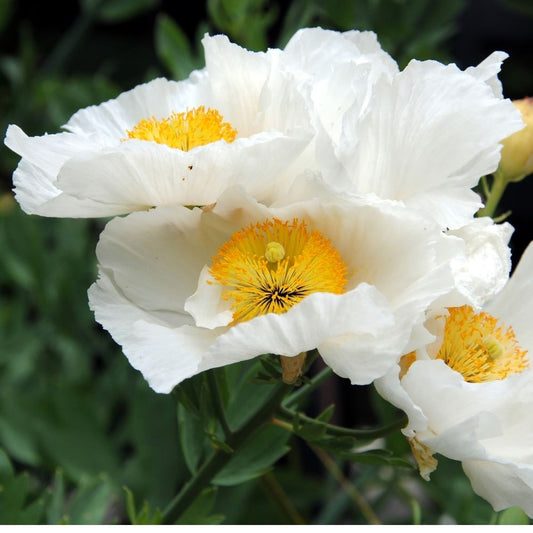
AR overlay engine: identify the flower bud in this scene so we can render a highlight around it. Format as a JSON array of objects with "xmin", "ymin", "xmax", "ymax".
[{"xmin": 498, "ymin": 97, "xmax": 533, "ymax": 182}]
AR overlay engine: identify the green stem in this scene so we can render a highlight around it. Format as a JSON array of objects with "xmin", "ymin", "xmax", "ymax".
[
  {"xmin": 206, "ymin": 370, "xmax": 233, "ymax": 439},
  {"xmin": 309, "ymin": 444, "xmax": 381, "ymax": 525},
  {"xmin": 477, "ymin": 172, "xmax": 508, "ymax": 219},
  {"xmin": 283, "ymin": 366, "xmax": 332, "ymax": 408},
  {"xmin": 260, "ymin": 472, "xmax": 306, "ymax": 525},
  {"xmin": 162, "ymin": 383, "xmax": 291, "ymax": 524},
  {"xmin": 278, "ymin": 405, "xmax": 407, "ymax": 440}
]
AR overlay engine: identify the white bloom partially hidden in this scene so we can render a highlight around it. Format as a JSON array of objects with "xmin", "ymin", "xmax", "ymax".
[
  {"xmin": 445, "ymin": 217, "xmax": 513, "ymax": 309},
  {"xmin": 376, "ymin": 242, "xmax": 533, "ymax": 517},
  {"xmin": 88, "ymin": 187, "xmax": 461, "ymax": 393},
  {"xmin": 4, "ymin": 35, "xmax": 315, "ymax": 217}
]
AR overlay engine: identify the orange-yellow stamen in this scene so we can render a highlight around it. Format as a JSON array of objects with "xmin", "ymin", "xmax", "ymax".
[
  {"xmin": 436, "ymin": 305, "xmax": 528, "ymax": 383},
  {"xmin": 209, "ymin": 218, "xmax": 347, "ymax": 324},
  {"xmin": 125, "ymin": 106, "xmax": 237, "ymax": 151}
]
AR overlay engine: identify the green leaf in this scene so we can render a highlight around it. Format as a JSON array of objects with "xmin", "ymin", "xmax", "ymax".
[
  {"xmin": 177, "ymin": 404, "xmax": 210, "ymax": 474},
  {"xmin": 0, "ymin": 452, "xmax": 47, "ymax": 525},
  {"xmin": 496, "ymin": 0, "xmax": 533, "ymax": 17},
  {"xmin": 65, "ymin": 474, "xmax": 117, "ymax": 525},
  {"xmin": 176, "ymin": 487, "xmax": 225, "ymax": 525},
  {"xmin": 226, "ymin": 362, "xmax": 278, "ymax": 428},
  {"xmin": 0, "ymin": 0, "xmax": 13, "ymax": 34},
  {"xmin": 123, "ymin": 486, "xmax": 163, "ymax": 525},
  {"xmin": 46, "ymin": 469, "xmax": 66, "ymax": 525},
  {"xmin": 97, "ymin": 0, "xmax": 160, "ymax": 23},
  {"xmin": 0, "ymin": 448, "xmax": 14, "ymax": 478},
  {"xmin": 316, "ymin": 404, "xmax": 335, "ymax": 424},
  {"xmin": 155, "ymin": 13, "xmax": 197, "ymax": 81},
  {"xmin": 214, "ymin": 425, "xmax": 291, "ymax": 486},
  {"xmin": 497, "ymin": 507, "xmax": 530, "ymax": 525},
  {"xmin": 208, "ymin": 434, "xmax": 234, "ymax": 454}
]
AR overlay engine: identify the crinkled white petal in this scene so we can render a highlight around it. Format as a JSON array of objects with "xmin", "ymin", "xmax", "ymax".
[
  {"xmin": 327, "ymin": 57, "xmax": 523, "ymax": 228},
  {"xmin": 202, "ymin": 286, "xmax": 395, "ymax": 370},
  {"xmin": 281, "ymin": 28, "xmax": 398, "ymax": 143},
  {"xmin": 89, "ymin": 272, "xmax": 217, "ymax": 393},
  {"xmin": 486, "ymin": 242, "xmax": 533, "ymax": 350},
  {"xmin": 55, "ymin": 132, "xmax": 308, "ymax": 211},
  {"xmin": 463, "ymin": 460, "xmax": 533, "ymax": 517},
  {"xmin": 465, "ymin": 51, "xmax": 508, "ymax": 98},
  {"xmin": 64, "ymin": 75, "xmax": 213, "ymax": 141},
  {"xmin": 447, "ymin": 217, "xmax": 513, "ymax": 308}
]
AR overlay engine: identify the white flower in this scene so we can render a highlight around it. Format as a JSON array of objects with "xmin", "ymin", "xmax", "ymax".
[
  {"xmin": 282, "ymin": 29, "xmax": 523, "ymax": 228},
  {"xmin": 375, "ymin": 242, "xmax": 533, "ymax": 516},
  {"xmin": 4, "ymin": 34, "xmax": 314, "ymax": 217},
  {"xmin": 88, "ymin": 187, "xmax": 460, "ymax": 393}
]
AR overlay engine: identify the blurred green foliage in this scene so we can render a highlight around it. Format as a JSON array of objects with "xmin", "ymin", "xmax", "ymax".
[{"xmin": 0, "ymin": 0, "xmax": 532, "ymax": 525}]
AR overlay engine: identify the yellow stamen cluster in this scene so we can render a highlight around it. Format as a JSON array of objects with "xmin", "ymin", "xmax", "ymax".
[
  {"xmin": 436, "ymin": 305, "xmax": 528, "ymax": 383},
  {"xmin": 125, "ymin": 106, "xmax": 237, "ymax": 151},
  {"xmin": 209, "ymin": 219, "xmax": 348, "ymax": 324}
]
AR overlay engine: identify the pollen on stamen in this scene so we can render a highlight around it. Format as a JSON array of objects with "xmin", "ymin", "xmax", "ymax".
[
  {"xmin": 209, "ymin": 219, "xmax": 348, "ymax": 324},
  {"xmin": 436, "ymin": 305, "xmax": 528, "ymax": 383},
  {"xmin": 124, "ymin": 106, "xmax": 237, "ymax": 151}
]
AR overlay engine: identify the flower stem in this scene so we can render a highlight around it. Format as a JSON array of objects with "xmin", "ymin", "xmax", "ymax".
[
  {"xmin": 309, "ymin": 444, "xmax": 381, "ymax": 525},
  {"xmin": 277, "ymin": 405, "xmax": 407, "ymax": 440},
  {"xmin": 260, "ymin": 472, "xmax": 306, "ymax": 524},
  {"xmin": 162, "ymin": 383, "xmax": 291, "ymax": 524},
  {"xmin": 477, "ymin": 171, "xmax": 508, "ymax": 219},
  {"xmin": 206, "ymin": 369, "xmax": 233, "ymax": 439}
]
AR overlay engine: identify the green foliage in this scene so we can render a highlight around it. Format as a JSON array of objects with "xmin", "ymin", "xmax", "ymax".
[
  {"xmin": 155, "ymin": 14, "xmax": 201, "ymax": 81},
  {"xmin": 207, "ymin": 0, "xmax": 278, "ymax": 51},
  {"xmin": 213, "ymin": 425, "xmax": 291, "ymax": 486},
  {"xmin": 176, "ymin": 487, "xmax": 225, "ymax": 525},
  {"xmin": 497, "ymin": 507, "xmax": 530, "ymax": 525}
]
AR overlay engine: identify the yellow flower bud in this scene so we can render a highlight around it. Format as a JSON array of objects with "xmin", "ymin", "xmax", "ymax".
[{"xmin": 498, "ymin": 97, "xmax": 533, "ymax": 182}]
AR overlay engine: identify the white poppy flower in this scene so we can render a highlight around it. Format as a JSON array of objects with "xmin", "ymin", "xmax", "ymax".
[
  {"xmin": 4, "ymin": 35, "xmax": 315, "ymax": 217},
  {"xmin": 303, "ymin": 39, "xmax": 523, "ymax": 229},
  {"xmin": 88, "ymin": 187, "xmax": 460, "ymax": 393},
  {"xmin": 375, "ymin": 242, "xmax": 533, "ymax": 516}
]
